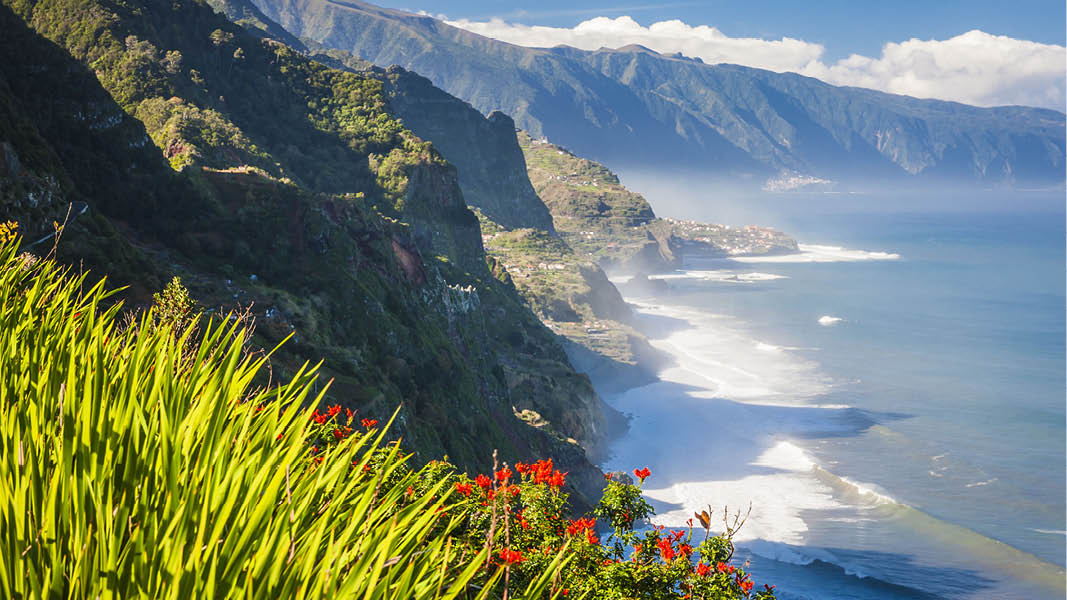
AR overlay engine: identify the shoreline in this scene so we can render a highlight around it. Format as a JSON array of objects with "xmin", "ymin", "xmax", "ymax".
[{"xmin": 580, "ymin": 276, "xmax": 1066, "ymax": 599}]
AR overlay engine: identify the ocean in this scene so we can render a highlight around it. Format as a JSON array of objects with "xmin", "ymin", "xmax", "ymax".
[{"xmin": 598, "ymin": 192, "xmax": 1066, "ymax": 599}]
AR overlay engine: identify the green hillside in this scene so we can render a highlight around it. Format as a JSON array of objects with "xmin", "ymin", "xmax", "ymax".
[{"xmin": 0, "ymin": 0, "xmax": 607, "ymax": 499}]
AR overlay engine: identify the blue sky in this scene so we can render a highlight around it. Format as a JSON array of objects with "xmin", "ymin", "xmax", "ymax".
[{"xmin": 381, "ymin": 0, "xmax": 1065, "ymax": 61}]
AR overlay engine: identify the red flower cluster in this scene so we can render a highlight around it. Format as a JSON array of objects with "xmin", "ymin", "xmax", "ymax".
[
  {"xmin": 495, "ymin": 467, "xmax": 512, "ymax": 483},
  {"xmin": 311, "ymin": 404, "xmax": 348, "ymax": 425},
  {"xmin": 657, "ymin": 537, "xmax": 675, "ymax": 562},
  {"xmin": 565, "ymin": 517, "xmax": 596, "ymax": 536},
  {"xmin": 695, "ymin": 562, "xmax": 711, "ymax": 577},
  {"xmin": 455, "ymin": 482, "xmax": 473, "ymax": 497},
  {"xmin": 735, "ymin": 573, "xmax": 754, "ymax": 593},
  {"xmin": 360, "ymin": 418, "xmax": 378, "ymax": 430},
  {"xmin": 518, "ymin": 459, "xmax": 567, "ymax": 488},
  {"xmin": 633, "ymin": 467, "xmax": 651, "ymax": 482},
  {"xmin": 498, "ymin": 548, "xmax": 524, "ymax": 565},
  {"xmin": 475, "ymin": 474, "xmax": 492, "ymax": 489}
]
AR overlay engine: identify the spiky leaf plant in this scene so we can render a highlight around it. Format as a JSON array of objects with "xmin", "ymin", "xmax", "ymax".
[{"xmin": 0, "ymin": 234, "xmax": 564, "ymax": 599}]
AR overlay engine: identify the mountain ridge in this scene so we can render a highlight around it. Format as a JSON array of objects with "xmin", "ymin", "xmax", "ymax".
[{"xmin": 251, "ymin": 0, "xmax": 1066, "ymax": 190}]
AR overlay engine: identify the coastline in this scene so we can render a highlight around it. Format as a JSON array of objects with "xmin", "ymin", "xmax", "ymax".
[{"xmin": 580, "ymin": 258, "xmax": 1066, "ymax": 600}]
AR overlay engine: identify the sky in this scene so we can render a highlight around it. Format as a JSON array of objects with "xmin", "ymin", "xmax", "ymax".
[{"xmin": 376, "ymin": 0, "xmax": 1067, "ymax": 110}]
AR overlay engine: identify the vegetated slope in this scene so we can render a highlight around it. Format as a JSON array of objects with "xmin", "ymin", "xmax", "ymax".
[
  {"xmin": 0, "ymin": 0, "xmax": 607, "ymax": 501},
  {"xmin": 251, "ymin": 0, "xmax": 1066, "ymax": 189},
  {"xmin": 517, "ymin": 132, "xmax": 798, "ymax": 275},
  {"xmin": 258, "ymin": 15, "xmax": 656, "ymax": 394}
]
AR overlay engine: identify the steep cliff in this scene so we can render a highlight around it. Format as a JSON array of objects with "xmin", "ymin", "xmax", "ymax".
[{"xmin": 1, "ymin": 0, "xmax": 606, "ymax": 501}]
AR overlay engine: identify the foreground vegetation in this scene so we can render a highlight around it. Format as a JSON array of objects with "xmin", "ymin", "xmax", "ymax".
[{"xmin": 0, "ymin": 229, "xmax": 776, "ymax": 598}]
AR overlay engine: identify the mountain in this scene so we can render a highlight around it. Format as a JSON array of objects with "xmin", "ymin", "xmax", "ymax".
[
  {"xmin": 251, "ymin": 0, "xmax": 1066, "ymax": 190},
  {"xmin": 0, "ymin": 0, "xmax": 609, "ymax": 501}
]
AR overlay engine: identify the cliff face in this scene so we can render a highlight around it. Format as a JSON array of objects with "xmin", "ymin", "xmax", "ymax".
[
  {"xmin": 0, "ymin": 0, "xmax": 606, "ymax": 501},
  {"xmin": 381, "ymin": 68, "xmax": 555, "ymax": 233},
  {"xmin": 251, "ymin": 0, "xmax": 1066, "ymax": 190}
]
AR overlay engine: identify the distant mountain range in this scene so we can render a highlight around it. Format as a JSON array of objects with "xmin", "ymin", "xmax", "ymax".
[{"xmin": 252, "ymin": 0, "xmax": 1066, "ymax": 190}]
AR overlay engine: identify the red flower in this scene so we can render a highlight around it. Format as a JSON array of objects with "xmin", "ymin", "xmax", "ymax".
[
  {"xmin": 657, "ymin": 537, "xmax": 675, "ymax": 562},
  {"xmin": 475, "ymin": 474, "xmax": 492, "ymax": 489},
  {"xmin": 740, "ymin": 580, "xmax": 754, "ymax": 593},
  {"xmin": 498, "ymin": 549, "xmax": 524, "ymax": 565},
  {"xmin": 586, "ymin": 530, "xmax": 599, "ymax": 545},
  {"xmin": 515, "ymin": 462, "xmax": 527, "ymax": 474},
  {"xmin": 695, "ymin": 562, "xmax": 711, "ymax": 577},
  {"xmin": 678, "ymin": 543, "xmax": 693, "ymax": 557},
  {"xmin": 529, "ymin": 459, "xmax": 555, "ymax": 484},
  {"xmin": 548, "ymin": 470, "xmax": 566, "ymax": 487},
  {"xmin": 327, "ymin": 404, "xmax": 341, "ymax": 417},
  {"xmin": 633, "ymin": 467, "xmax": 651, "ymax": 482},
  {"xmin": 454, "ymin": 482, "xmax": 473, "ymax": 497},
  {"xmin": 495, "ymin": 467, "xmax": 512, "ymax": 483},
  {"xmin": 566, "ymin": 517, "xmax": 596, "ymax": 535},
  {"xmin": 345, "ymin": 408, "xmax": 355, "ymax": 422},
  {"xmin": 361, "ymin": 418, "xmax": 378, "ymax": 430}
]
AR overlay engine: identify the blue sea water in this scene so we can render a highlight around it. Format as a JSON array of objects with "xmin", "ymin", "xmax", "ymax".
[{"xmin": 600, "ymin": 192, "xmax": 1065, "ymax": 599}]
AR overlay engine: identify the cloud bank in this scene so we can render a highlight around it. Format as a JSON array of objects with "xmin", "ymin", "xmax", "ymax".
[{"xmin": 447, "ymin": 16, "xmax": 1066, "ymax": 111}]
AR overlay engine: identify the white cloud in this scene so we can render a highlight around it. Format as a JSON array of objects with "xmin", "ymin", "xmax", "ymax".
[{"xmin": 446, "ymin": 17, "xmax": 1066, "ymax": 111}]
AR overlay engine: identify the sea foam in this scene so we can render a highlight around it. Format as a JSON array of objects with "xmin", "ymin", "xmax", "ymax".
[
  {"xmin": 733, "ymin": 244, "xmax": 900, "ymax": 263},
  {"xmin": 599, "ymin": 303, "xmax": 857, "ymax": 547},
  {"xmin": 651, "ymin": 270, "xmax": 787, "ymax": 283}
]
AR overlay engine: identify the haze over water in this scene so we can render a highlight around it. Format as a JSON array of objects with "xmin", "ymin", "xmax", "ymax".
[{"xmin": 599, "ymin": 190, "xmax": 1066, "ymax": 599}]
